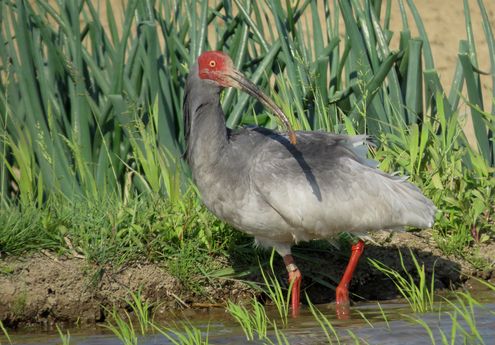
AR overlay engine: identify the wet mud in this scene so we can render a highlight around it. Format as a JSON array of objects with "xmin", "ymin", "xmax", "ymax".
[{"xmin": 1, "ymin": 229, "xmax": 493, "ymax": 327}]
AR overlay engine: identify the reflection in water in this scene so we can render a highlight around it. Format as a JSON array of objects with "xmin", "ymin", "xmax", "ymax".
[{"xmin": 4, "ymin": 300, "xmax": 495, "ymax": 345}]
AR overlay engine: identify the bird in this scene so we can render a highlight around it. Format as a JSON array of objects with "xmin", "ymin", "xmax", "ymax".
[{"xmin": 183, "ymin": 50, "xmax": 436, "ymax": 318}]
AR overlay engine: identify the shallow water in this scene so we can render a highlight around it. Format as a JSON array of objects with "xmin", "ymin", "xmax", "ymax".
[{"xmin": 4, "ymin": 296, "xmax": 495, "ymax": 345}]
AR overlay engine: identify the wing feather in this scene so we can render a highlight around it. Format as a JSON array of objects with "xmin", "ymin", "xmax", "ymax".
[{"xmin": 250, "ymin": 132, "xmax": 435, "ymax": 240}]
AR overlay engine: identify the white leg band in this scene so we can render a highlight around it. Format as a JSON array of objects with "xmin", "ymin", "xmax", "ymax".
[{"xmin": 286, "ymin": 263, "xmax": 298, "ymax": 272}]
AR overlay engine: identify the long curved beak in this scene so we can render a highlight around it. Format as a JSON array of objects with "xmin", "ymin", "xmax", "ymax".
[{"xmin": 227, "ymin": 69, "xmax": 297, "ymax": 145}]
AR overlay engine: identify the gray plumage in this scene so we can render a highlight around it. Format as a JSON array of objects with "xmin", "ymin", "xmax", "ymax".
[{"xmin": 184, "ymin": 63, "xmax": 436, "ymax": 257}]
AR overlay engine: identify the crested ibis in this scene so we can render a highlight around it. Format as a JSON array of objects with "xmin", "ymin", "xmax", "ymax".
[{"xmin": 183, "ymin": 51, "xmax": 436, "ymax": 318}]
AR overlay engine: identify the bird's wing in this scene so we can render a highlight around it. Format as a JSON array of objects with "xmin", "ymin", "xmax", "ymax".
[{"xmin": 250, "ymin": 132, "xmax": 435, "ymax": 239}]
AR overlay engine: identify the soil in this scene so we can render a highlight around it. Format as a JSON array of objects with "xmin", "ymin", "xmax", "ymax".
[{"xmin": 1, "ymin": 229, "xmax": 494, "ymax": 327}]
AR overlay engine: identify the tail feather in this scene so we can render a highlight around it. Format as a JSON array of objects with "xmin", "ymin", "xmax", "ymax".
[
  {"xmin": 390, "ymin": 177, "xmax": 436, "ymax": 228},
  {"xmin": 348, "ymin": 135, "xmax": 436, "ymax": 229}
]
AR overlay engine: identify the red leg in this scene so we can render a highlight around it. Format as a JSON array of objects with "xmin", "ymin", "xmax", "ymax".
[
  {"xmin": 284, "ymin": 254, "xmax": 302, "ymax": 317},
  {"xmin": 335, "ymin": 239, "xmax": 365, "ymax": 319}
]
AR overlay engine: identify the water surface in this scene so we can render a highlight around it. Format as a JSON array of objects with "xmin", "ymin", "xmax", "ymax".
[{"xmin": 4, "ymin": 295, "xmax": 494, "ymax": 345}]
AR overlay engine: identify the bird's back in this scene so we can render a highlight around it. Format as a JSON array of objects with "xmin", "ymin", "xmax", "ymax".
[{"xmin": 238, "ymin": 129, "xmax": 436, "ymax": 243}]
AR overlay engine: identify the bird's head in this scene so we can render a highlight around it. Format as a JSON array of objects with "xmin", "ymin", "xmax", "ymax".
[
  {"xmin": 198, "ymin": 51, "xmax": 235, "ymax": 87},
  {"xmin": 197, "ymin": 51, "xmax": 297, "ymax": 145}
]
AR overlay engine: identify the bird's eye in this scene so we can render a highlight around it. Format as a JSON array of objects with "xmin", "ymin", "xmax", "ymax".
[{"xmin": 209, "ymin": 60, "xmax": 216, "ymax": 68}]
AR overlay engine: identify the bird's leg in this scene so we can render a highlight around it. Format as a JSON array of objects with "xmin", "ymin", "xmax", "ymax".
[
  {"xmin": 283, "ymin": 254, "xmax": 302, "ymax": 317},
  {"xmin": 335, "ymin": 239, "xmax": 365, "ymax": 319}
]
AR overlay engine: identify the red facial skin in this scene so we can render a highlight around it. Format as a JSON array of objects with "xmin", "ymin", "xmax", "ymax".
[
  {"xmin": 196, "ymin": 51, "xmax": 298, "ymax": 145},
  {"xmin": 197, "ymin": 51, "xmax": 234, "ymax": 87}
]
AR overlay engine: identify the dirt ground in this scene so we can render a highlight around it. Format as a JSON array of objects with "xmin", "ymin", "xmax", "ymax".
[{"xmin": 1, "ymin": 229, "xmax": 494, "ymax": 327}]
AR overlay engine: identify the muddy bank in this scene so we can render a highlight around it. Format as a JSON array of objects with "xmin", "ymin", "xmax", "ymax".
[
  {"xmin": 1, "ymin": 229, "xmax": 494, "ymax": 327},
  {"xmin": 0, "ymin": 254, "xmax": 254, "ymax": 327}
]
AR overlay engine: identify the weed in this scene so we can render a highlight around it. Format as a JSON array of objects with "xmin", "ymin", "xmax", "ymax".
[
  {"xmin": 444, "ymin": 292, "xmax": 485, "ymax": 344},
  {"xmin": 55, "ymin": 324, "xmax": 70, "ymax": 345},
  {"xmin": 0, "ymin": 263, "xmax": 13, "ymax": 275},
  {"xmin": 103, "ymin": 308, "xmax": 138, "ymax": 345},
  {"xmin": 369, "ymin": 250, "xmax": 435, "ymax": 313},
  {"xmin": 226, "ymin": 298, "xmax": 269, "ymax": 341},
  {"xmin": 0, "ymin": 0, "xmax": 493, "ymax": 261},
  {"xmin": 259, "ymin": 251, "xmax": 291, "ymax": 327},
  {"xmin": 151, "ymin": 321, "xmax": 209, "ymax": 345},
  {"xmin": 406, "ymin": 288, "xmax": 489, "ymax": 345},
  {"xmin": 0, "ymin": 1, "xmax": 493, "ymax": 343},
  {"xmin": 0, "ymin": 320, "xmax": 12, "ymax": 345},
  {"xmin": 125, "ymin": 289, "xmax": 154, "ymax": 335},
  {"xmin": 267, "ymin": 322, "xmax": 291, "ymax": 345},
  {"xmin": 307, "ymin": 297, "xmax": 341, "ymax": 345},
  {"xmin": 346, "ymin": 330, "xmax": 370, "ymax": 345},
  {"xmin": 225, "ymin": 290, "xmax": 295, "ymax": 345},
  {"xmin": 11, "ymin": 290, "xmax": 27, "ymax": 318},
  {"xmin": 376, "ymin": 302, "xmax": 390, "ymax": 330}
]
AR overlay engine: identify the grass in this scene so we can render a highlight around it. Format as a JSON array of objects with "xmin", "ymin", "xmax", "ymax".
[
  {"xmin": 55, "ymin": 325, "xmax": 71, "ymax": 345},
  {"xmin": 369, "ymin": 249, "xmax": 436, "ymax": 313},
  {"xmin": 104, "ymin": 290, "xmax": 210, "ymax": 345},
  {"xmin": 10, "ymin": 291, "xmax": 27, "ymax": 319},
  {"xmin": 406, "ymin": 290, "xmax": 489, "ymax": 345},
  {"xmin": 105, "ymin": 290, "xmax": 212, "ymax": 345},
  {"xmin": 0, "ymin": 0, "xmax": 493, "ymax": 241},
  {"xmin": 0, "ymin": 0, "xmax": 494, "ymax": 342},
  {"xmin": 224, "ymin": 253, "xmax": 293, "ymax": 341},
  {"xmin": 0, "ymin": 192, "xmax": 242, "ymax": 266},
  {"xmin": 0, "ymin": 277, "xmax": 494, "ymax": 344},
  {"xmin": 103, "ymin": 308, "xmax": 138, "ymax": 345},
  {"xmin": 125, "ymin": 288, "xmax": 154, "ymax": 335},
  {"xmin": 226, "ymin": 298, "xmax": 269, "ymax": 341},
  {"xmin": 0, "ymin": 320, "xmax": 12, "ymax": 345},
  {"xmin": 258, "ymin": 251, "xmax": 291, "ymax": 327},
  {"xmin": 152, "ymin": 322, "xmax": 209, "ymax": 345},
  {"xmin": 307, "ymin": 297, "xmax": 343, "ymax": 344},
  {"xmin": 0, "ymin": 0, "xmax": 492, "ymax": 295}
]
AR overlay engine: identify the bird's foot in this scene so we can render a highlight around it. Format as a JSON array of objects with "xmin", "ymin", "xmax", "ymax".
[
  {"xmin": 335, "ymin": 285, "xmax": 351, "ymax": 319},
  {"xmin": 288, "ymin": 268, "xmax": 302, "ymax": 317},
  {"xmin": 333, "ymin": 239, "xmax": 365, "ymax": 320}
]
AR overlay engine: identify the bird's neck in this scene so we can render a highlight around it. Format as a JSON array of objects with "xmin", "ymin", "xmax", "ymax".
[{"xmin": 185, "ymin": 87, "xmax": 229, "ymax": 173}]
